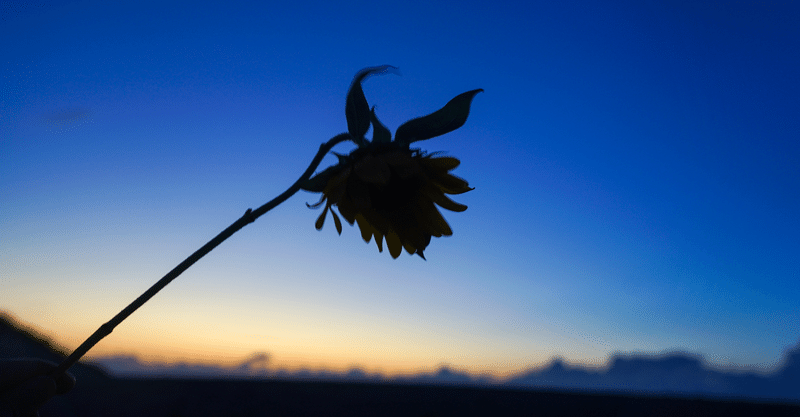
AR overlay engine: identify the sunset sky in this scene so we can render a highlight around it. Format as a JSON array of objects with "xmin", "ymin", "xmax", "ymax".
[{"xmin": 3, "ymin": 1, "xmax": 799, "ymax": 377}]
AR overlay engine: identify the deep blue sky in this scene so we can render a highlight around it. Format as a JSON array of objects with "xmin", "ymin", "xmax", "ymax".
[{"xmin": 3, "ymin": 1, "xmax": 799, "ymax": 375}]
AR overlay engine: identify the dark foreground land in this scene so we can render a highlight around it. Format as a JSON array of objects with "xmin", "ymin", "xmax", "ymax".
[{"xmin": 40, "ymin": 377, "xmax": 800, "ymax": 417}]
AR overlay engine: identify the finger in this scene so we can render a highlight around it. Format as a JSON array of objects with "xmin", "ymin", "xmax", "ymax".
[
  {"xmin": 1, "ymin": 359, "xmax": 76, "ymax": 395},
  {"xmin": 0, "ymin": 360, "xmax": 54, "ymax": 392},
  {"xmin": 51, "ymin": 371, "xmax": 75, "ymax": 395}
]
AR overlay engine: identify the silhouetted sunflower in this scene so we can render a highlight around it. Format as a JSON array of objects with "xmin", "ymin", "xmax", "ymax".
[{"xmin": 301, "ymin": 66, "xmax": 482, "ymax": 259}]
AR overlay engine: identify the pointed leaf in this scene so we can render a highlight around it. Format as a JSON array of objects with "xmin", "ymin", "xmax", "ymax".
[
  {"xmin": 370, "ymin": 107, "xmax": 391, "ymax": 144},
  {"xmin": 345, "ymin": 65, "xmax": 399, "ymax": 141},
  {"xmin": 395, "ymin": 89, "xmax": 483, "ymax": 144}
]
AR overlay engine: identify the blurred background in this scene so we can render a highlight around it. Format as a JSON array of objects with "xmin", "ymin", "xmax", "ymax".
[{"xmin": 2, "ymin": 0, "xmax": 799, "ymax": 380}]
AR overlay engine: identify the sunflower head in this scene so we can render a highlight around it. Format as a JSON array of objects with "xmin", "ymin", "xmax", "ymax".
[{"xmin": 301, "ymin": 66, "xmax": 482, "ymax": 259}]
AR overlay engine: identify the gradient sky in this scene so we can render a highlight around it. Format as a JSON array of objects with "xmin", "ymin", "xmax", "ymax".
[{"xmin": 3, "ymin": 1, "xmax": 799, "ymax": 377}]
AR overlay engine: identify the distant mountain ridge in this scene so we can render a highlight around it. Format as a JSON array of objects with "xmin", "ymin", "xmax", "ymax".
[
  {"xmin": 94, "ymin": 345, "xmax": 800, "ymax": 403},
  {"xmin": 2, "ymin": 312, "xmax": 798, "ymax": 404},
  {"xmin": 506, "ymin": 351, "xmax": 800, "ymax": 402}
]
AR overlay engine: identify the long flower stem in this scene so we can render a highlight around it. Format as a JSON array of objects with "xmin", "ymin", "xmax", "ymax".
[{"xmin": 53, "ymin": 133, "xmax": 353, "ymax": 376}]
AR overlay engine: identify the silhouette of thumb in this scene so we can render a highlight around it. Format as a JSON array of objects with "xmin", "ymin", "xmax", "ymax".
[{"xmin": 0, "ymin": 376, "xmax": 56, "ymax": 417}]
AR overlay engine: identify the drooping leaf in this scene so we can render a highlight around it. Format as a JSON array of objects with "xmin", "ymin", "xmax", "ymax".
[
  {"xmin": 345, "ymin": 65, "xmax": 399, "ymax": 142},
  {"xmin": 370, "ymin": 107, "xmax": 391, "ymax": 144},
  {"xmin": 395, "ymin": 89, "xmax": 483, "ymax": 144}
]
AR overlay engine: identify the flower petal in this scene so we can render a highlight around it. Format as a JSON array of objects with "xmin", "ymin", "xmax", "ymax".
[
  {"xmin": 331, "ymin": 207, "xmax": 343, "ymax": 235},
  {"xmin": 402, "ymin": 240, "xmax": 416, "ymax": 255},
  {"xmin": 432, "ymin": 173, "xmax": 473, "ymax": 195},
  {"xmin": 315, "ymin": 205, "xmax": 329, "ymax": 230},
  {"xmin": 321, "ymin": 167, "xmax": 351, "ymax": 211},
  {"xmin": 416, "ymin": 199, "xmax": 453, "ymax": 237},
  {"xmin": 403, "ymin": 225, "xmax": 429, "ymax": 254},
  {"xmin": 361, "ymin": 209, "xmax": 391, "ymax": 237},
  {"xmin": 423, "ymin": 156, "xmax": 461, "ymax": 172},
  {"xmin": 394, "ymin": 89, "xmax": 483, "ymax": 144},
  {"xmin": 374, "ymin": 232, "xmax": 384, "ymax": 252},
  {"xmin": 422, "ymin": 184, "xmax": 468, "ymax": 212},
  {"xmin": 306, "ymin": 194, "xmax": 327, "ymax": 209},
  {"xmin": 355, "ymin": 214, "xmax": 374, "ymax": 243},
  {"xmin": 336, "ymin": 197, "xmax": 357, "ymax": 225},
  {"xmin": 385, "ymin": 231, "xmax": 402, "ymax": 259},
  {"xmin": 430, "ymin": 209, "xmax": 453, "ymax": 236}
]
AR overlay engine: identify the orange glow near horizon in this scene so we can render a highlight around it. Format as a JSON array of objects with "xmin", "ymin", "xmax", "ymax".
[{"xmin": 3, "ymin": 309, "xmax": 555, "ymax": 379}]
